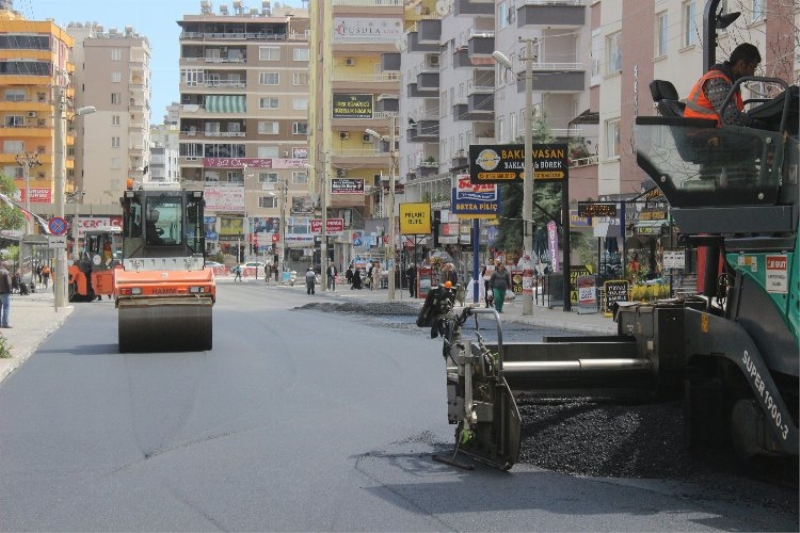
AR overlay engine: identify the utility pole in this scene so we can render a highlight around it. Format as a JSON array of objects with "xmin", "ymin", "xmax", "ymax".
[
  {"xmin": 15, "ymin": 151, "xmax": 42, "ymax": 235},
  {"xmin": 387, "ymin": 113, "xmax": 397, "ymax": 301},
  {"xmin": 54, "ymin": 84, "xmax": 67, "ymax": 310},
  {"xmin": 493, "ymin": 38, "xmax": 537, "ymax": 315},
  {"xmin": 277, "ymin": 178, "xmax": 287, "ymax": 279},
  {"xmin": 320, "ymin": 152, "xmax": 328, "ymax": 292}
]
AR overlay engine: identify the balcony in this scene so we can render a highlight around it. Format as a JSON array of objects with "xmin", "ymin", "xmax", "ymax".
[
  {"xmin": 406, "ymin": 119, "xmax": 439, "ymax": 143},
  {"xmin": 407, "ymin": 31, "xmax": 439, "ymax": 53},
  {"xmin": 453, "ymin": 95, "xmax": 494, "ymax": 121},
  {"xmin": 518, "ymin": 0, "xmax": 586, "ymax": 28},
  {"xmin": 179, "ymin": 31, "xmax": 290, "ymax": 42},
  {"xmin": 406, "ymin": 83, "xmax": 438, "ymax": 98},
  {"xmin": 416, "ymin": 71, "xmax": 439, "ymax": 90},
  {"xmin": 513, "ymin": 64, "xmax": 585, "ymax": 93},
  {"xmin": 417, "ymin": 19, "xmax": 441, "ymax": 43},
  {"xmin": 468, "ymin": 32, "xmax": 494, "ymax": 56},
  {"xmin": 451, "ymin": 152, "xmax": 469, "ymax": 170},
  {"xmin": 332, "ymin": 0, "xmax": 403, "ymax": 5},
  {"xmin": 455, "ymin": 0, "xmax": 494, "ymax": 16}
]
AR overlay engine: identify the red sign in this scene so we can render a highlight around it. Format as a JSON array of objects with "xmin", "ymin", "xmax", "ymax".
[
  {"xmin": 310, "ymin": 218, "xmax": 345, "ymax": 234},
  {"xmin": 20, "ymin": 188, "xmax": 53, "ymax": 203},
  {"xmin": 203, "ymin": 158, "xmax": 272, "ymax": 169}
]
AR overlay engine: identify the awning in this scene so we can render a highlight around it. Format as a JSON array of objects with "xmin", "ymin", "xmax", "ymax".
[{"xmin": 205, "ymin": 95, "xmax": 246, "ymax": 114}]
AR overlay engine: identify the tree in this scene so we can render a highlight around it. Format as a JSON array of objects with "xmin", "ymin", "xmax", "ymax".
[{"xmin": 0, "ymin": 173, "xmax": 25, "ymax": 232}]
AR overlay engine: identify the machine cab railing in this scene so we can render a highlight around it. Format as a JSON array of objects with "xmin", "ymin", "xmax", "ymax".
[{"xmin": 636, "ymin": 78, "xmax": 798, "ymax": 211}]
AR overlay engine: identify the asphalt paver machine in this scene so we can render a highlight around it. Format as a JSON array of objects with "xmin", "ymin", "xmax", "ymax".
[{"xmin": 419, "ymin": 0, "xmax": 798, "ymax": 471}]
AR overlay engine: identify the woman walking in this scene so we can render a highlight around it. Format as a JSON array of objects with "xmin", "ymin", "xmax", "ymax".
[{"xmin": 489, "ymin": 261, "xmax": 511, "ymax": 313}]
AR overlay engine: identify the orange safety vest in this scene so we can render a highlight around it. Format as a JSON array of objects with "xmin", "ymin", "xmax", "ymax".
[{"xmin": 684, "ymin": 69, "xmax": 743, "ymax": 126}]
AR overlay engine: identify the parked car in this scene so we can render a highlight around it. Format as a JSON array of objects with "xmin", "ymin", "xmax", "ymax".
[
  {"xmin": 242, "ymin": 261, "xmax": 265, "ymax": 277},
  {"xmin": 204, "ymin": 261, "xmax": 228, "ymax": 276}
]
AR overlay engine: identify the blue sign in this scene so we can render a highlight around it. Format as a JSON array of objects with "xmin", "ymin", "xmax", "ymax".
[
  {"xmin": 451, "ymin": 188, "xmax": 501, "ymax": 217},
  {"xmin": 48, "ymin": 217, "xmax": 68, "ymax": 236}
]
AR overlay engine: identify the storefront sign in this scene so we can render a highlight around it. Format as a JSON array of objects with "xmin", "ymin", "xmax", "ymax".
[
  {"xmin": 333, "ymin": 94, "xmax": 374, "ymax": 119},
  {"xmin": 603, "ymin": 280, "xmax": 629, "ymax": 317},
  {"xmin": 331, "ymin": 178, "xmax": 364, "ymax": 195},
  {"xmin": 204, "ymin": 158, "xmax": 271, "ymax": 169},
  {"xmin": 469, "ymin": 143, "xmax": 568, "ymax": 184},
  {"xmin": 399, "ymin": 202, "xmax": 431, "ymax": 235},
  {"xmin": 578, "ymin": 202, "xmax": 617, "ymax": 217},
  {"xmin": 310, "ymin": 218, "xmax": 344, "ymax": 235}
]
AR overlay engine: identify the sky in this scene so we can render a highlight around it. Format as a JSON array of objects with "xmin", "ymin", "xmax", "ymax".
[{"xmin": 27, "ymin": 0, "xmax": 305, "ymax": 123}]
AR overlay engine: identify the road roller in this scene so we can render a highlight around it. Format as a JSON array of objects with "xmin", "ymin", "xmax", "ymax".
[{"xmin": 115, "ymin": 182, "xmax": 215, "ymax": 353}]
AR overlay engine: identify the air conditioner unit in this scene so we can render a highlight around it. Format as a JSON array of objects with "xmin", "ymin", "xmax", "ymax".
[
  {"xmin": 362, "ymin": 133, "xmax": 372, "ymax": 143},
  {"xmin": 339, "ymin": 132, "xmax": 350, "ymax": 140},
  {"xmin": 429, "ymin": 55, "xmax": 440, "ymax": 67},
  {"xmin": 27, "ymin": 111, "xmax": 37, "ymax": 118},
  {"xmin": 345, "ymin": 57, "xmax": 356, "ymax": 67},
  {"xmin": 336, "ymin": 168, "xmax": 347, "ymax": 177}
]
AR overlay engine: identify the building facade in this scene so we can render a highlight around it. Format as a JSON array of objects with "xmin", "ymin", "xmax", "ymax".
[
  {"xmin": 67, "ymin": 22, "xmax": 152, "ymax": 208},
  {"xmin": 177, "ymin": 0, "xmax": 310, "ymax": 261},
  {"xmin": 0, "ymin": 8, "xmax": 74, "ymax": 225}
]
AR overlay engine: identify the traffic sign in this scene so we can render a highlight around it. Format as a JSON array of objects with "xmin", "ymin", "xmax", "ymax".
[
  {"xmin": 48, "ymin": 217, "xmax": 68, "ymax": 236},
  {"xmin": 48, "ymin": 235, "xmax": 67, "ymax": 248}
]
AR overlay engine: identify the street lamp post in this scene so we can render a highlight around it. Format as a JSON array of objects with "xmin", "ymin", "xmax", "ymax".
[
  {"xmin": 493, "ymin": 38, "xmax": 536, "ymax": 316},
  {"xmin": 54, "ymin": 83, "xmax": 96, "ymax": 310},
  {"xmin": 365, "ymin": 113, "xmax": 398, "ymax": 301},
  {"xmin": 318, "ymin": 154, "xmax": 328, "ymax": 292}
]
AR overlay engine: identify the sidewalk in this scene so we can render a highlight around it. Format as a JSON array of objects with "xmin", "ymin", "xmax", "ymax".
[{"xmin": 0, "ymin": 288, "xmax": 74, "ymax": 385}]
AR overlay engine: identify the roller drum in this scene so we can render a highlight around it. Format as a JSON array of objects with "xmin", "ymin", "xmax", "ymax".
[{"xmin": 118, "ymin": 298, "xmax": 213, "ymax": 353}]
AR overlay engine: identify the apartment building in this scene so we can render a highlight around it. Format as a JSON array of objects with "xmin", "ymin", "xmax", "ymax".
[
  {"xmin": 309, "ymin": 0, "xmax": 403, "ymax": 268},
  {"xmin": 0, "ymin": 8, "xmax": 73, "ymax": 227},
  {"xmin": 67, "ymin": 22, "xmax": 152, "ymax": 208},
  {"xmin": 177, "ymin": 0, "xmax": 310, "ymax": 259}
]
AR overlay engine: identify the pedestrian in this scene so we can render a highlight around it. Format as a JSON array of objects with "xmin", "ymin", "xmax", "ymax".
[
  {"xmin": 36, "ymin": 263, "xmax": 43, "ymax": 284},
  {"xmin": 41, "ymin": 264, "xmax": 51, "ymax": 289},
  {"xmin": 406, "ymin": 263, "xmax": 417, "ymax": 297},
  {"xmin": 0, "ymin": 261, "xmax": 13, "ymax": 328},
  {"xmin": 265, "ymin": 263, "xmax": 271, "ymax": 283},
  {"xmin": 441, "ymin": 262, "xmax": 458, "ymax": 286},
  {"xmin": 352, "ymin": 268, "xmax": 363, "ymax": 290},
  {"xmin": 326, "ymin": 261, "xmax": 337, "ymax": 291},
  {"xmin": 305, "ymin": 265, "xmax": 316, "ymax": 294},
  {"xmin": 481, "ymin": 265, "xmax": 493, "ymax": 307},
  {"xmin": 490, "ymin": 261, "xmax": 511, "ymax": 313},
  {"xmin": 233, "ymin": 264, "xmax": 242, "ymax": 282},
  {"xmin": 346, "ymin": 265, "xmax": 354, "ymax": 289},
  {"xmin": 371, "ymin": 261, "xmax": 380, "ymax": 291}
]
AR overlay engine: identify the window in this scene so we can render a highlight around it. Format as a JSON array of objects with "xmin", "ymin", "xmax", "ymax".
[
  {"xmin": 259, "ymin": 97, "xmax": 279, "ymax": 109},
  {"xmin": 258, "ymin": 146, "xmax": 279, "ymax": 158},
  {"xmin": 292, "ymin": 48, "xmax": 309, "ymax": 61},
  {"xmin": 655, "ymin": 12, "xmax": 668, "ymax": 57},
  {"xmin": 5, "ymin": 115, "xmax": 23, "ymax": 127},
  {"xmin": 111, "ymin": 93, "xmax": 121, "ymax": 105},
  {"xmin": 112, "ymin": 137, "xmax": 120, "ymax": 148},
  {"xmin": 751, "ymin": 0, "xmax": 763, "ymax": 22},
  {"xmin": 4, "ymin": 89, "xmax": 25, "ymax": 102},
  {"xmin": 4, "ymin": 165, "xmax": 23, "ymax": 178},
  {"xmin": 292, "ymin": 98, "xmax": 308, "ymax": 111},
  {"xmin": 111, "ymin": 72, "xmax": 121, "ymax": 83},
  {"xmin": 259, "ymin": 172, "xmax": 278, "ymax": 183},
  {"xmin": 293, "ymin": 72, "xmax": 309, "ymax": 85},
  {"xmin": 3, "ymin": 140, "xmax": 23, "ymax": 153},
  {"xmin": 591, "ymin": 30, "xmax": 602, "ymax": 84},
  {"xmin": 497, "ymin": 116, "xmax": 505, "ymax": 143},
  {"xmin": 111, "ymin": 157, "xmax": 121, "ymax": 169},
  {"xmin": 259, "ymin": 196, "xmax": 278, "ymax": 208},
  {"xmin": 606, "ymin": 119, "xmax": 620, "ymax": 159},
  {"xmin": 683, "ymin": 1, "xmax": 697, "ymax": 47},
  {"xmin": 292, "ymin": 171, "xmax": 308, "ymax": 184},
  {"xmin": 606, "ymin": 31, "xmax": 622, "ymax": 74},
  {"xmin": 112, "ymin": 114, "xmax": 120, "ymax": 126},
  {"xmin": 259, "ymin": 46, "xmax": 280, "ymax": 61},
  {"xmin": 111, "ymin": 49, "xmax": 122, "ymax": 61},
  {"xmin": 497, "ymin": 2, "xmax": 508, "ymax": 29},
  {"xmin": 292, "ymin": 122, "xmax": 308, "ymax": 135},
  {"xmin": 259, "ymin": 72, "xmax": 280, "ymax": 85},
  {"xmin": 258, "ymin": 121, "xmax": 279, "ymax": 134}
]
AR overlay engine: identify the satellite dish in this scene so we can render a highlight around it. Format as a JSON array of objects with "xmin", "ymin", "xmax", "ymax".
[{"xmin": 435, "ymin": 0, "xmax": 449, "ymax": 16}]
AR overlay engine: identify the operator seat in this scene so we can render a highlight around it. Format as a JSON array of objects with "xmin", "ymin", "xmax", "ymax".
[{"xmin": 649, "ymin": 80, "xmax": 685, "ymax": 118}]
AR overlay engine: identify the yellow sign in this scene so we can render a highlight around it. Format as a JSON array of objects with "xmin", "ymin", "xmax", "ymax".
[{"xmin": 399, "ymin": 202, "xmax": 431, "ymax": 235}]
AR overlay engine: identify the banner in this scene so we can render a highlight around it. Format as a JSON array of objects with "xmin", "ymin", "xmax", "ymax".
[
  {"xmin": 204, "ymin": 186, "xmax": 245, "ymax": 212},
  {"xmin": 331, "ymin": 178, "xmax": 364, "ymax": 195},
  {"xmin": 333, "ymin": 94, "xmax": 374, "ymax": 119}
]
